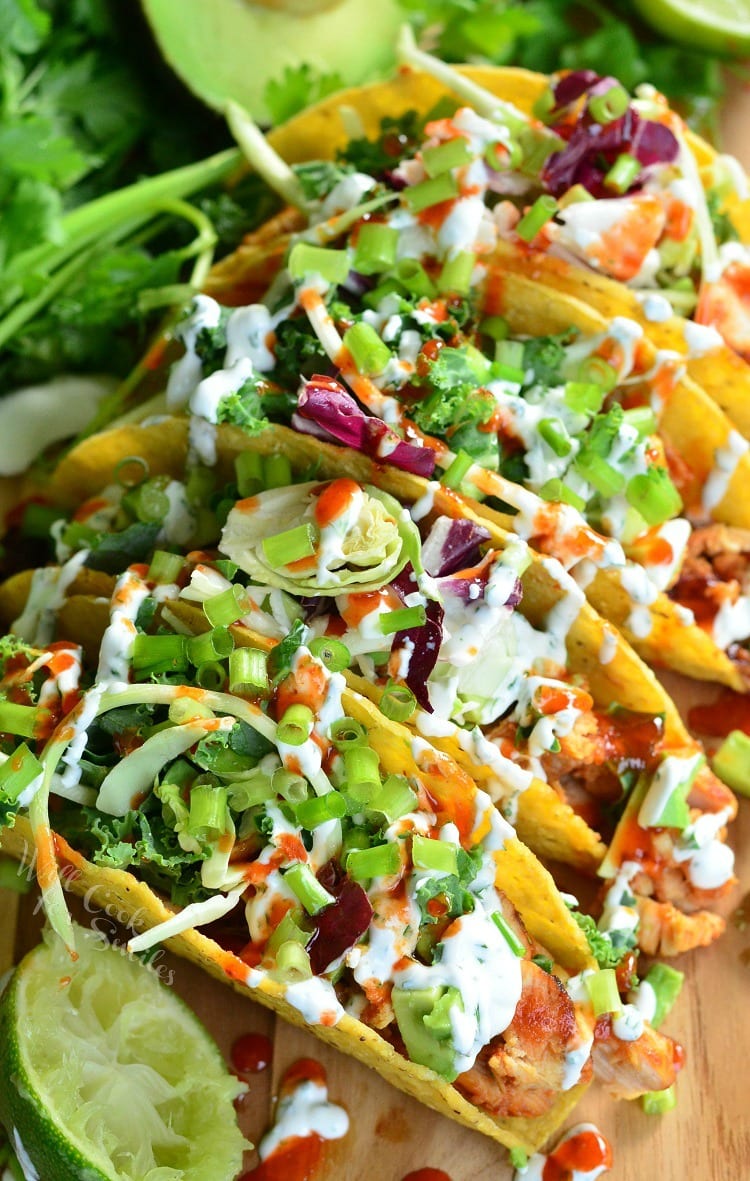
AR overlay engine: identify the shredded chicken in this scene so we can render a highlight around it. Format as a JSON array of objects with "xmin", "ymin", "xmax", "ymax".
[
  {"xmin": 592, "ymin": 1015, "xmax": 684, "ymax": 1100},
  {"xmin": 637, "ymin": 896, "xmax": 726, "ymax": 956},
  {"xmin": 456, "ymin": 960, "xmax": 592, "ymax": 1118}
]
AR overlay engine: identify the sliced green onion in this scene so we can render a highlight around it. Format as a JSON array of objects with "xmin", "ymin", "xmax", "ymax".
[
  {"xmin": 532, "ymin": 87, "xmax": 556, "ymax": 122},
  {"xmin": 437, "ymin": 250, "xmax": 476, "ymax": 295},
  {"xmin": 441, "ymin": 449, "xmax": 474, "ymax": 490},
  {"xmin": 393, "ymin": 258, "xmax": 436, "ymax": 298},
  {"xmin": 346, "ymin": 841, "xmax": 400, "ymax": 882},
  {"xmin": 272, "ymin": 768, "xmax": 309, "ymax": 804},
  {"xmin": 283, "ymin": 862, "xmax": 335, "ymax": 915},
  {"xmin": 341, "ymin": 825, "xmax": 370, "ymax": 859},
  {"xmin": 379, "ymin": 681, "xmax": 417, "ymax": 723},
  {"xmin": 262, "ymin": 523, "xmax": 317, "ymax": 569},
  {"xmin": 585, "ymin": 968, "xmax": 621, "ymax": 1016},
  {"xmin": 148, "ymin": 549, "xmax": 185, "ymax": 585},
  {"xmin": 295, "ymin": 791, "xmax": 347, "ymax": 829},
  {"xmin": 604, "ymin": 152, "xmax": 641, "ymax": 194},
  {"xmin": 589, "ymin": 85, "xmax": 629, "ymax": 124},
  {"xmin": 622, "ymin": 407, "xmax": 658, "ymax": 439},
  {"xmin": 516, "ymin": 194, "xmax": 558, "ymax": 242},
  {"xmin": 539, "ymin": 417, "xmax": 572, "ymax": 458},
  {"xmin": 235, "ymin": 451, "xmax": 264, "ymax": 497},
  {"xmin": 203, "ymin": 584, "xmax": 251, "ymax": 628},
  {"xmin": 214, "ymin": 559, "xmax": 238, "ymax": 580},
  {"xmin": 484, "ymin": 139, "xmax": 522, "ymax": 170},
  {"xmin": 277, "ymin": 703, "xmax": 314, "ymax": 746},
  {"xmin": 266, "ymin": 909, "xmax": 310, "ymax": 956},
  {"xmin": 412, "ymin": 834, "xmax": 458, "ymax": 876},
  {"xmin": 539, "ymin": 478, "xmax": 586, "ymax": 511},
  {"xmin": 574, "ymin": 451, "xmax": 626, "ymax": 497},
  {"xmin": 625, "ymin": 468, "xmax": 682, "ymax": 526},
  {"xmin": 131, "ymin": 634, "xmax": 188, "ymax": 673},
  {"xmin": 188, "ymin": 783, "xmax": 229, "ymax": 834},
  {"xmin": 275, "ymin": 940, "xmax": 313, "ymax": 981},
  {"xmin": 364, "ymin": 277, "xmax": 404, "ymax": 309},
  {"xmin": 343, "ymin": 744, "xmax": 381, "ymax": 803},
  {"xmin": 644, "ymin": 963, "xmax": 685, "ymax": 1029},
  {"xmin": 480, "ymin": 315, "xmax": 509, "ymax": 342},
  {"xmin": 404, "ymin": 171, "xmax": 458, "ymax": 214},
  {"xmin": 114, "ymin": 455, "xmax": 149, "ymax": 488},
  {"xmin": 491, "ymin": 911, "xmax": 526, "ymax": 958},
  {"xmin": 564, "ymin": 381, "xmax": 605, "ymax": 416},
  {"xmin": 574, "ymin": 356, "xmax": 618, "ymax": 391},
  {"xmin": 369, "ymin": 775, "xmax": 418, "ymax": 823},
  {"xmin": 559, "ymin": 184, "xmax": 596, "ymax": 207},
  {"xmin": 0, "ymin": 743, "xmax": 43, "ymax": 798},
  {"xmin": 187, "ymin": 627, "xmax": 234, "ymax": 668},
  {"xmin": 352, "ymin": 223, "xmax": 399, "ymax": 275},
  {"xmin": 641, "ymin": 1085, "xmax": 676, "ymax": 1115},
  {"xmin": 229, "ymin": 646, "xmax": 269, "ymax": 695},
  {"xmin": 0, "ymin": 704, "xmax": 41, "ymax": 740},
  {"xmin": 494, "ymin": 361, "xmax": 525, "ymax": 383},
  {"xmin": 343, "ymin": 321, "xmax": 392, "ymax": 376},
  {"xmin": 379, "ymin": 605, "xmax": 427, "ymax": 635},
  {"xmin": 60, "ymin": 521, "xmax": 98, "ymax": 550},
  {"xmin": 308, "ymin": 636, "xmax": 351, "ymax": 672},
  {"xmin": 509, "ymin": 1148, "xmax": 528, "ymax": 1171},
  {"xmin": 129, "ymin": 478, "xmax": 170, "ymax": 524},
  {"xmin": 195, "ymin": 661, "xmax": 226, "ymax": 690},
  {"xmin": 288, "ymin": 242, "xmax": 350, "ymax": 284},
  {"xmin": 422, "ymin": 137, "xmax": 472, "ymax": 177},
  {"xmin": 495, "ymin": 340, "xmax": 525, "ymax": 370},
  {"xmin": 227, "ymin": 774, "xmax": 275, "ymax": 810},
  {"xmin": 20, "ymin": 503, "xmax": 66, "ymax": 539},
  {"xmin": 330, "ymin": 717, "xmax": 367, "ymax": 750},
  {"xmin": 264, "ymin": 453, "xmax": 293, "ymax": 490}
]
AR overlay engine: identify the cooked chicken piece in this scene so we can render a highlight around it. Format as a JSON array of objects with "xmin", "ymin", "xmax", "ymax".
[
  {"xmin": 592, "ymin": 1014, "xmax": 684, "ymax": 1100},
  {"xmin": 689, "ymin": 763, "xmax": 738, "ymax": 818},
  {"xmin": 360, "ymin": 980, "xmax": 394, "ymax": 1030},
  {"xmin": 637, "ymin": 896, "xmax": 726, "ymax": 956},
  {"xmin": 456, "ymin": 960, "xmax": 592, "ymax": 1119}
]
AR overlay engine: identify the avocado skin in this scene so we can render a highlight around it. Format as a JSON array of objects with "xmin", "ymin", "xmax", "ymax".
[
  {"xmin": 141, "ymin": 0, "xmax": 403, "ymax": 124},
  {"xmin": 392, "ymin": 984, "xmax": 461, "ymax": 1082}
]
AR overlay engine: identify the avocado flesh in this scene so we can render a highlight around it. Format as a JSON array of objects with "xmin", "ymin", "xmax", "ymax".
[
  {"xmin": 141, "ymin": 0, "xmax": 403, "ymax": 124},
  {"xmin": 392, "ymin": 985, "xmax": 462, "ymax": 1082}
]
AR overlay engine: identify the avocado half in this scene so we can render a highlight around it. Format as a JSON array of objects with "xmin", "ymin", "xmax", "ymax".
[{"xmin": 141, "ymin": 0, "xmax": 404, "ymax": 125}]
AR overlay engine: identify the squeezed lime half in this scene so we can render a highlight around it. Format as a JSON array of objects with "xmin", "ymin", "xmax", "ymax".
[
  {"xmin": 0, "ymin": 925, "xmax": 248, "ymax": 1181},
  {"xmin": 635, "ymin": 0, "xmax": 750, "ymax": 56}
]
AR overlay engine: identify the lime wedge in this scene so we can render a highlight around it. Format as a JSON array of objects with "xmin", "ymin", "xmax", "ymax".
[
  {"xmin": 634, "ymin": 0, "xmax": 750, "ymax": 56},
  {"xmin": 0, "ymin": 926, "xmax": 248, "ymax": 1181}
]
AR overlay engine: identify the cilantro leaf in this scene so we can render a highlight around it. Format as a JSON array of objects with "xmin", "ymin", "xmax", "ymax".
[
  {"xmin": 85, "ymin": 522, "xmax": 160, "ymax": 574},
  {"xmin": 292, "ymin": 161, "xmax": 355, "ymax": 202},
  {"xmin": 216, "ymin": 377, "xmax": 270, "ymax": 435},
  {"xmin": 272, "ymin": 316, "xmax": 330, "ymax": 386},
  {"xmin": 264, "ymin": 63, "xmax": 345, "ymax": 126},
  {"xmin": 572, "ymin": 909, "xmax": 635, "ymax": 969},
  {"xmin": 522, "ymin": 331, "xmax": 572, "ymax": 386}
]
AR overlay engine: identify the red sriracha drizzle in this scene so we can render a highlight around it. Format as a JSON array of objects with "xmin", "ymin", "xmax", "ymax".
[
  {"xmin": 231, "ymin": 1033, "xmax": 273, "ymax": 1075},
  {"xmin": 688, "ymin": 690, "xmax": 750, "ymax": 738},
  {"xmin": 402, "ymin": 1171, "xmax": 453, "ymax": 1181},
  {"xmin": 238, "ymin": 1059, "xmax": 332, "ymax": 1181},
  {"xmin": 540, "ymin": 1124, "xmax": 613, "ymax": 1180}
]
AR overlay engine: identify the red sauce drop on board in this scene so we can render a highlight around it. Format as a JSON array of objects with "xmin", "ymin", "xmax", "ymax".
[
  {"xmin": 542, "ymin": 1126, "xmax": 613, "ymax": 1180},
  {"xmin": 239, "ymin": 1136, "xmax": 323, "ymax": 1181},
  {"xmin": 401, "ymin": 1170, "xmax": 453, "ymax": 1181},
  {"xmin": 688, "ymin": 689, "xmax": 750, "ymax": 738},
  {"xmin": 231, "ymin": 1033, "xmax": 272, "ymax": 1075}
]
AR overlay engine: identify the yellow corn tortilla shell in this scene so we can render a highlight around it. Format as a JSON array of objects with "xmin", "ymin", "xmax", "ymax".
[{"xmin": 0, "ymin": 812, "xmax": 587, "ymax": 1154}]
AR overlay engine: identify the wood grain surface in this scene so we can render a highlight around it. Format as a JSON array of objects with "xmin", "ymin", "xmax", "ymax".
[{"xmin": 1, "ymin": 69, "xmax": 750, "ymax": 1181}]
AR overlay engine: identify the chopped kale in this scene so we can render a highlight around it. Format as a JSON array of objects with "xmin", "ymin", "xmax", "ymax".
[
  {"xmin": 85, "ymin": 521, "xmax": 161, "ymax": 574},
  {"xmin": 572, "ymin": 909, "xmax": 636, "ymax": 969}
]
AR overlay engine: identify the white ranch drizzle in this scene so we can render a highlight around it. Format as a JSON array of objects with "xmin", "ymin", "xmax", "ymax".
[
  {"xmin": 702, "ymin": 430, "xmax": 749, "ymax": 514},
  {"xmin": 258, "ymin": 1077, "xmax": 349, "ymax": 1161}
]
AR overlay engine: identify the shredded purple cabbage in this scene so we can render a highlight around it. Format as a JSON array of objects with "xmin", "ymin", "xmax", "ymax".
[
  {"xmin": 390, "ymin": 598, "xmax": 445, "ymax": 713},
  {"xmin": 421, "ymin": 516, "xmax": 491, "ymax": 578},
  {"xmin": 293, "ymin": 376, "xmax": 436, "ymax": 478},
  {"xmin": 308, "ymin": 863, "xmax": 373, "ymax": 974},
  {"xmin": 552, "ymin": 70, "xmax": 600, "ymax": 108},
  {"xmin": 542, "ymin": 108, "xmax": 679, "ymax": 197}
]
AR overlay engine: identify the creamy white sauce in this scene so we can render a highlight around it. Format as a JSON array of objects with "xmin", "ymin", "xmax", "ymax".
[
  {"xmin": 638, "ymin": 752, "xmax": 703, "ymax": 829},
  {"xmin": 637, "ymin": 292, "xmax": 673, "ymax": 323},
  {"xmin": 712, "ymin": 593, "xmax": 750, "ymax": 650},
  {"xmin": 11, "ymin": 550, "xmax": 90, "ymax": 646},
  {"xmin": 627, "ymin": 979, "xmax": 657, "ymax": 1025},
  {"xmin": 517, "ymin": 1122, "xmax": 611, "ymax": 1181},
  {"xmin": 96, "ymin": 568, "xmax": 152, "ymax": 689},
  {"xmin": 702, "ymin": 430, "xmax": 749, "ymax": 513},
  {"xmin": 259, "ymin": 1078, "xmax": 349, "ymax": 1160},
  {"xmin": 284, "ymin": 976, "xmax": 345, "ymax": 1026},
  {"xmin": 612, "ymin": 1002, "xmax": 645, "ymax": 1042},
  {"xmin": 0, "ymin": 376, "xmax": 117, "ymax": 475},
  {"xmin": 598, "ymin": 628, "xmax": 618, "ymax": 665},
  {"xmin": 682, "ymin": 319, "xmax": 724, "ymax": 356}
]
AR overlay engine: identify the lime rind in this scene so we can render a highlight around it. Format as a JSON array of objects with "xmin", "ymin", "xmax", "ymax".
[
  {"xmin": 634, "ymin": 0, "xmax": 750, "ymax": 56},
  {"xmin": 0, "ymin": 927, "xmax": 248, "ymax": 1181}
]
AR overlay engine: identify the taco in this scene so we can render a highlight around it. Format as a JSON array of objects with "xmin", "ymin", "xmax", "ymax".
[
  {"xmin": 0, "ymin": 531, "xmax": 690, "ymax": 1146},
  {"xmin": 2, "ymin": 419, "xmax": 736, "ymax": 962}
]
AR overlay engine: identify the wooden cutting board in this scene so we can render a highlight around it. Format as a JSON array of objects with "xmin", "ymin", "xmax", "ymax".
[{"xmin": 2, "ymin": 72, "xmax": 750, "ymax": 1181}]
